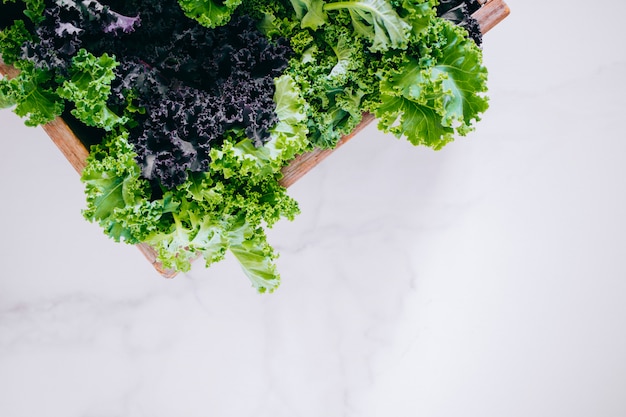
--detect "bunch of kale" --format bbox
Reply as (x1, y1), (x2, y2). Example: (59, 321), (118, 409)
(6, 0), (292, 189)
(1, 0), (490, 292)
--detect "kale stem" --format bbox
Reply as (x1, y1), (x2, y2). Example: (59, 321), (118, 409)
(323, 1), (374, 12)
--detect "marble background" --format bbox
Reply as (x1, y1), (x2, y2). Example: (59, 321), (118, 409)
(2, 1), (626, 416)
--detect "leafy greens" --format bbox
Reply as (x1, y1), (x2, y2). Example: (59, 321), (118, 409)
(1, 0), (490, 292)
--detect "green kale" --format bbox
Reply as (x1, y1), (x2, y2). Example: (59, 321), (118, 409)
(285, 22), (377, 148)
(82, 74), (309, 292)
(0, 61), (64, 126)
(0, 81), (16, 108)
(2, 0), (493, 291)
(287, 0), (413, 51)
(0, 19), (33, 65)
(371, 17), (489, 148)
(177, 0), (243, 28)
(56, 49), (127, 131)
(1, 0), (45, 25)
(289, 0), (327, 30)
(323, 0), (411, 51)
(81, 130), (169, 243)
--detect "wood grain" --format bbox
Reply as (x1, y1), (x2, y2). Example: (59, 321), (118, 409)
(1, 0), (509, 277)
(0, 60), (19, 78)
(279, 113), (376, 188)
(41, 118), (90, 174)
(136, 243), (178, 278)
(0, 62), (89, 174)
(473, 0), (511, 34)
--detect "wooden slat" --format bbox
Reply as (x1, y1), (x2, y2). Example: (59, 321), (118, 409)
(1, 62), (89, 174)
(473, 0), (511, 34)
(1, 0), (509, 277)
(136, 243), (178, 278)
(279, 113), (375, 188)
(41, 118), (89, 174)
(0, 60), (19, 78)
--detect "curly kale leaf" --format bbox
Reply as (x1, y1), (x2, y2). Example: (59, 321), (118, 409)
(285, 22), (376, 148)
(52, 0), (141, 34)
(210, 74), (310, 178)
(1, 49), (125, 131)
(20, 6), (85, 73)
(1, 0), (45, 25)
(56, 49), (127, 131)
(81, 131), (177, 243)
(82, 132), (299, 292)
(287, 0), (411, 51)
(131, 84), (216, 190)
(398, 0), (437, 41)
(228, 217), (282, 293)
(101, 10), (141, 34)
(0, 61), (64, 126)
(82, 73), (309, 292)
(0, 9), (65, 126)
(110, 15), (293, 190)
(0, 83), (15, 108)
(129, 73), (284, 189)
(1, 1), (139, 128)
(20, 1), (140, 75)
(176, 0), (243, 28)
(371, 18), (488, 149)
(0, 19), (33, 65)
(145, 174), (295, 293)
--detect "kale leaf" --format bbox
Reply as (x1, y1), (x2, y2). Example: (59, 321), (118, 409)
(372, 17), (488, 148)
(82, 74), (310, 292)
(101, 12), (293, 189)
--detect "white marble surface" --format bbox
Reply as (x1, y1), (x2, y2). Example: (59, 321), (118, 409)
(2, 1), (626, 415)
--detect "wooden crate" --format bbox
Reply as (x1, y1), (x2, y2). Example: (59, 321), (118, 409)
(1, 0), (510, 277)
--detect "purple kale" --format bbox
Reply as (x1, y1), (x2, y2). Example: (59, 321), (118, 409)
(102, 12), (292, 189)
(437, 0), (483, 46)
(21, 6), (83, 73)
(131, 85), (216, 189)
(20, 1), (140, 75)
(18, 0), (292, 190)
(102, 10), (141, 34)
(219, 74), (279, 147)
